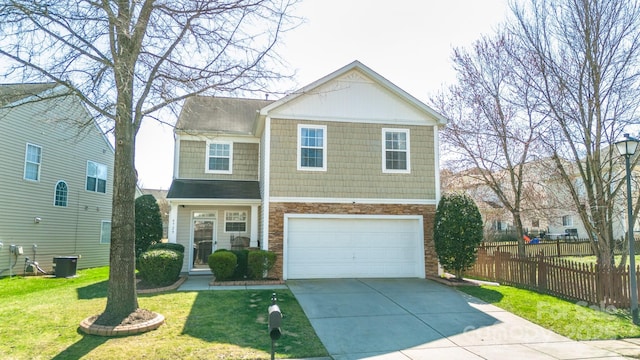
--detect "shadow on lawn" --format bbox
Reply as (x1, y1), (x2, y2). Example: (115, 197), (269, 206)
(180, 290), (323, 358)
(51, 331), (109, 360)
(76, 280), (108, 299)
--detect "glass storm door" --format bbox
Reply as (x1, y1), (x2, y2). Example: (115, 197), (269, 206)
(192, 218), (215, 270)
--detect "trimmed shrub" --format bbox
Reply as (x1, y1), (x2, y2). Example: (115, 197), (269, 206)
(208, 251), (237, 281)
(247, 250), (276, 280)
(231, 249), (249, 279)
(148, 242), (185, 253)
(135, 194), (164, 258)
(434, 192), (484, 279)
(138, 249), (183, 286)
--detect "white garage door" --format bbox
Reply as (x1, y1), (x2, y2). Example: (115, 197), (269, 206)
(285, 216), (424, 279)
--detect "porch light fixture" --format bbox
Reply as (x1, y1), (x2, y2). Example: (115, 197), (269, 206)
(615, 133), (640, 325)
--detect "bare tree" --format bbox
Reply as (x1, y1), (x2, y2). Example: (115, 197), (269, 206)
(509, 0), (640, 267)
(0, 0), (296, 324)
(433, 31), (547, 256)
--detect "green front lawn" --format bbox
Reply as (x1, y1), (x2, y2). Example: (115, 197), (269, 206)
(0, 267), (327, 359)
(459, 284), (640, 340)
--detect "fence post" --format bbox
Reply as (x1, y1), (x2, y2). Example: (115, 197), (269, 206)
(556, 239), (561, 257)
(537, 253), (547, 291)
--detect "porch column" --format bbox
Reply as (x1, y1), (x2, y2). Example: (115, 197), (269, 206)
(250, 204), (259, 247)
(168, 203), (178, 243)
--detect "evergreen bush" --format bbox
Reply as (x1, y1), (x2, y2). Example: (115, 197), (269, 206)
(137, 249), (183, 286)
(135, 194), (164, 258)
(434, 192), (484, 279)
(208, 251), (237, 281)
(148, 242), (185, 253)
(247, 250), (276, 280)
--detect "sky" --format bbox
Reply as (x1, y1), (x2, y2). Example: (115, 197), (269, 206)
(135, 0), (511, 190)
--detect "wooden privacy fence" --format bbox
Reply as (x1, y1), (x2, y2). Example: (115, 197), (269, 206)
(467, 249), (640, 308)
(480, 239), (640, 257)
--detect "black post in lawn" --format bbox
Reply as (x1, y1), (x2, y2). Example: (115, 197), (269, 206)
(268, 293), (282, 360)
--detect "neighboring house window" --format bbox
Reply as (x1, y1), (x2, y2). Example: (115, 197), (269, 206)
(492, 220), (504, 231)
(382, 128), (410, 173)
(297, 124), (326, 171)
(562, 215), (573, 226)
(24, 143), (42, 181)
(206, 141), (233, 174)
(224, 211), (247, 232)
(54, 181), (68, 207)
(100, 221), (111, 244)
(86, 161), (107, 193)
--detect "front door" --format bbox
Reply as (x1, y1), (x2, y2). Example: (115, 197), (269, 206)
(192, 216), (216, 271)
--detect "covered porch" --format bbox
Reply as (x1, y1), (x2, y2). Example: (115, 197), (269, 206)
(166, 179), (261, 274)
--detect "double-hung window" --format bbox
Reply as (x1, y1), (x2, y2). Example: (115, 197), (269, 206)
(224, 211), (247, 232)
(24, 143), (42, 181)
(562, 215), (573, 227)
(86, 161), (107, 193)
(298, 124), (326, 171)
(382, 128), (410, 173)
(206, 141), (233, 174)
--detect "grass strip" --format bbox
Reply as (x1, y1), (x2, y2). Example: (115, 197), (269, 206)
(458, 284), (640, 340)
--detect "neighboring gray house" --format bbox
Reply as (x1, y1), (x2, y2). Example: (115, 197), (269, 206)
(167, 61), (447, 279)
(0, 83), (114, 276)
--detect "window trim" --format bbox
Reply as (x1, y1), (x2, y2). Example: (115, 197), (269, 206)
(224, 210), (248, 233)
(205, 140), (233, 174)
(382, 128), (411, 174)
(24, 143), (42, 181)
(86, 160), (107, 193)
(53, 180), (68, 207)
(100, 220), (111, 244)
(297, 124), (327, 171)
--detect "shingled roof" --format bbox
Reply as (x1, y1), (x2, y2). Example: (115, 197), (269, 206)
(0, 83), (59, 107)
(176, 96), (273, 135)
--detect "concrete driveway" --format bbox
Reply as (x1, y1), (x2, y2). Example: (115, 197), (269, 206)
(287, 278), (627, 360)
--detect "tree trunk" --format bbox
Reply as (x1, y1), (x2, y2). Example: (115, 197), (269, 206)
(99, 91), (139, 323)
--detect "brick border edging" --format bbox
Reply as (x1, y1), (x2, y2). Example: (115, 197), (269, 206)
(79, 312), (165, 337)
(210, 279), (285, 286)
(136, 275), (188, 294)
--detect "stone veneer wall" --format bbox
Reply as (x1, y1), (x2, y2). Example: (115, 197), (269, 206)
(267, 202), (438, 280)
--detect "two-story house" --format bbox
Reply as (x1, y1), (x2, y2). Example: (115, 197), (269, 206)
(167, 61), (447, 279)
(0, 83), (114, 276)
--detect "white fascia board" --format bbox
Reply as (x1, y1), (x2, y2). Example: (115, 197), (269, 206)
(270, 197), (437, 205)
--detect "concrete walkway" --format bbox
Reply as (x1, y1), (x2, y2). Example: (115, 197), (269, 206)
(287, 278), (640, 360)
(178, 276), (640, 359)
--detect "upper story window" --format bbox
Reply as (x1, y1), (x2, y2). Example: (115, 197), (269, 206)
(54, 181), (68, 207)
(24, 143), (42, 181)
(382, 128), (410, 173)
(86, 161), (107, 193)
(298, 124), (326, 171)
(562, 215), (573, 227)
(206, 141), (233, 174)
(224, 211), (247, 232)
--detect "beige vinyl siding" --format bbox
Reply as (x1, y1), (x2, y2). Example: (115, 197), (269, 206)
(179, 140), (259, 180)
(269, 119), (436, 199)
(0, 94), (113, 274)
